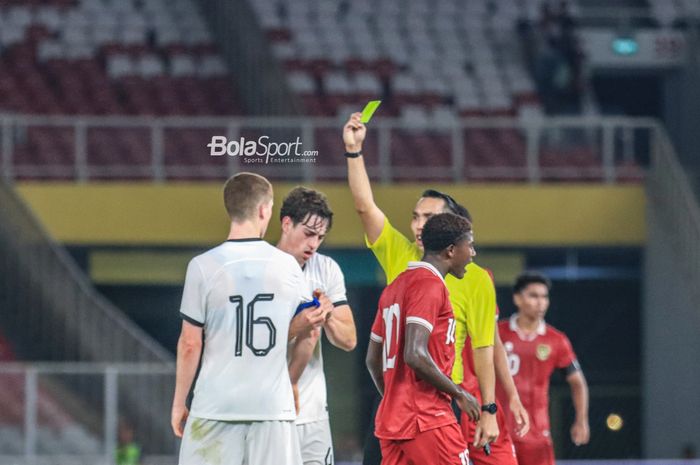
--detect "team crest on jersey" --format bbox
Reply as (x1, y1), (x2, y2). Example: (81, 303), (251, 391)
(536, 344), (551, 361)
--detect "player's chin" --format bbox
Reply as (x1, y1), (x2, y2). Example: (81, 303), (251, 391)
(451, 269), (466, 279)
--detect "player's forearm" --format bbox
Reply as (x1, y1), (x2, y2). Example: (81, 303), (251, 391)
(405, 349), (463, 399)
(346, 154), (377, 214)
(568, 372), (589, 422)
(494, 332), (519, 401)
(173, 337), (201, 408)
(288, 329), (320, 384)
(324, 306), (357, 351)
(366, 342), (384, 396)
(473, 345), (496, 403)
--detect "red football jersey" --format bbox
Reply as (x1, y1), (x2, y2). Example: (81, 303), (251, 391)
(497, 315), (579, 443)
(370, 261), (458, 440)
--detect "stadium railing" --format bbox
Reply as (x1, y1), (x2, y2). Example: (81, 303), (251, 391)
(0, 363), (175, 465)
(0, 115), (652, 183)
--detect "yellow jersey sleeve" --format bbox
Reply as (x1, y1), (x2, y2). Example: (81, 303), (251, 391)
(467, 264), (497, 349)
(448, 263), (496, 383)
(365, 217), (420, 284)
(451, 309), (468, 384)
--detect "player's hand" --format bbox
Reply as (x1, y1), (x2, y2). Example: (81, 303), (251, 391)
(455, 389), (480, 422)
(473, 412), (499, 449)
(343, 113), (366, 153)
(314, 290), (333, 322)
(290, 303), (326, 338)
(171, 403), (189, 438)
(570, 420), (590, 446)
(509, 395), (530, 437)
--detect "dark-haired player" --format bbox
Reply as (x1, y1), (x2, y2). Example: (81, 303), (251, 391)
(277, 186), (357, 465)
(499, 271), (590, 465)
(366, 213), (481, 465)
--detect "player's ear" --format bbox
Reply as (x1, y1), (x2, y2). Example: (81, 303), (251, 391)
(259, 199), (272, 220)
(281, 216), (293, 233)
(444, 243), (456, 259)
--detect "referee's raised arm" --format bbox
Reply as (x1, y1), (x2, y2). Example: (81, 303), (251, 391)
(343, 113), (386, 244)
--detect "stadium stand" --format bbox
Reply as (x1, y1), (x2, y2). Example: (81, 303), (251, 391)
(257, 0), (542, 117)
(0, 0), (242, 177)
(0, 0), (644, 182)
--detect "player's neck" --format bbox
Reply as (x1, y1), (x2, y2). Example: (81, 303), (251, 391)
(516, 313), (541, 333)
(227, 221), (263, 241)
(422, 255), (449, 278)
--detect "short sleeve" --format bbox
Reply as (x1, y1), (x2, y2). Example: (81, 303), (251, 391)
(179, 258), (206, 327)
(556, 333), (578, 370)
(467, 269), (497, 349)
(404, 278), (445, 332)
(365, 217), (419, 284)
(370, 307), (384, 343)
(325, 258), (348, 306)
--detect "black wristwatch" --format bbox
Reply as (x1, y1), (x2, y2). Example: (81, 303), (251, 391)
(481, 403), (498, 414)
(344, 151), (362, 158)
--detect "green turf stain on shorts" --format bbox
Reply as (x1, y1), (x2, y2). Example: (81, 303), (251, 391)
(195, 440), (223, 465)
(189, 419), (215, 441)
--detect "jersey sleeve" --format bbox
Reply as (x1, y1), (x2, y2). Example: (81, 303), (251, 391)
(468, 269), (497, 349)
(556, 333), (580, 373)
(365, 217), (418, 284)
(403, 278), (445, 332)
(451, 308), (468, 383)
(370, 307), (384, 343)
(179, 258), (206, 327)
(325, 257), (348, 306)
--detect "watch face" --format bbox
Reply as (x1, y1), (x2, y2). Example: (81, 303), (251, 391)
(482, 403), (497, 414)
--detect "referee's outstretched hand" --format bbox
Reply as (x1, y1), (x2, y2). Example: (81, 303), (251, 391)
(343, 113), (366, 153)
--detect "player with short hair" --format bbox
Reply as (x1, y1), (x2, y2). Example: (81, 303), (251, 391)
(277, 186), (357, 465)
(170, 172), (328, 465)
(366, 212), (481, 465)
(342, 113), (527, 464)
(499, 271), (590, 465)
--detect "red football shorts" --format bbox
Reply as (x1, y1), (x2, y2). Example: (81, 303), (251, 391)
(379, 423), (469, 465)
(460, 405), (518, 465)
(513, 438), (555, 465)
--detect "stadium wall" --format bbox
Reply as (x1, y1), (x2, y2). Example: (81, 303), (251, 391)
(643, 210), (700, 458)
(15, 182), (645, 247)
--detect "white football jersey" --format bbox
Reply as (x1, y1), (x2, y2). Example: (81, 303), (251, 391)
(296, 252), (348, 424)
(180, 239), (311, 421)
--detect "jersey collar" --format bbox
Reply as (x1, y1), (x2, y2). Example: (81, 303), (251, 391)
(226, 238), (263, 242)
(509, 313), (546, 341)
(407, 261), (445, 283)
